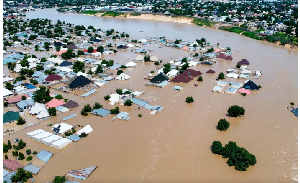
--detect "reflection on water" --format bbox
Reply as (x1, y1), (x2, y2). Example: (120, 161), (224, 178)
(4, 8), (297, 182)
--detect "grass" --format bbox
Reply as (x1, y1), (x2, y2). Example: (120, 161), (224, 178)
(101, 11), (124, 17)
(80, 10), (99, 15)
(192, 18), (216, 27)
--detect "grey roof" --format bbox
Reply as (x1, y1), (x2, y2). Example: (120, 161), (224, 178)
(36, 150), (53, 163)
(132, 98), (149, 107)
(3, 171), (16, 183)
(16, 98), (34, 109)
(3, 57), (17, 64)
(3, 169), (9, 177)
(156, 81), (169, 87)
(67, 134), (81, 142)
(65, 181), (81, 183)
(91, 108), (110, 117)
(23, 164), (40, 174)
(103, 76), (113, 81)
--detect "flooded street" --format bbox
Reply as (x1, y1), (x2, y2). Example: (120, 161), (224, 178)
(4, 8), (297, 182)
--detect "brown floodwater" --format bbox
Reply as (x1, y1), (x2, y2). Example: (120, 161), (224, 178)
(3, 8), (298, 182)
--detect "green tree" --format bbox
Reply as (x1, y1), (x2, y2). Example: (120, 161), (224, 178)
(116, 88), (123, 95)
(104, 95), (111, 101)
(163, 63), (171, 74)
(77, 50), (85, 55)
(22, 96), (26, 100)
(197, 76), (203, 81)
(236, 64), (241, 69)
(4, 102), (8, 107)
(5, 82), (13, 90)
(26, 149), (31, 155)
(93, 102), (103, 110)
(88, 47), (94, 53)
(48, 107), (56, 116)
(110, 106), (120, 114)
(36, 63), (44, 71)
(55, 94), (63, 100)
(11, 168), (32, 183)
(97, 45), (104, 53)
(117, 70), (123, 75)
(185, 96), (194, 103)
(17, 117), (26, 125)
(227, 105), (245, 117)
(33, 86), (51, 103)
(144, 55), (150, 62)
(5, 155), (8, 159)
(217, 119), (230, 131)
(73, 61), (85, 73)
(26, 156), (33, 161)
(7, 140), (12, 149)
(18, 152), (25, 160)
(53, 176), (66, 183)
(83, 104), (92, 112)
(218, 72), (225, 79)
(20, 58), (29, 67)
(95, 65), (103, 74)
(138, 114), (142, 117)
(79, 132), (88, 138)
(61, 49), (75, 60)
(124, 100), (133, 106)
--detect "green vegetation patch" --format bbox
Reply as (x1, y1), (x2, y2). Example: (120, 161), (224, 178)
(80, 10), (99, 15)
(101, 11), (124, 17)
(192, 18), (215, 27)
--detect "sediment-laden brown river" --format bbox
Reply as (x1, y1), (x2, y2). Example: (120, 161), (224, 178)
(4, 8), (297, 183)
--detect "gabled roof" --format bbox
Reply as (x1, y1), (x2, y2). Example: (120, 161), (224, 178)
(66, 44), (77, 50)
(238, 59), (250, 65)
(171, 74), (193, 83)
(69, 75), (92, 89)
(206, 69), (215, 74)
(66, 166), (98, 180)
(181, 69), (202, 77)
(150, 73), (169, 83)
(45, 74), (62, 82)
(7, 94), (29, 104)
(46, 98), (65, 108)
(3, 159), (23, 171)
(3, 111), (20, 123)
(62, 100), (79, 108)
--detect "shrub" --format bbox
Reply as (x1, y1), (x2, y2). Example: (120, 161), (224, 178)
(110, 106), (120, 114)
(211, 141), (257, 171)
(17, 117), (26, 125)
(227, 105), (245, 117)
(72, 128), (76, 133)
(120, 65), (127, 69)
(26, 149), (31, 155)
(83, 104), (92, 112)
(138, 114), (142, 117)
(217, 119), (230, 131)
(218, 72), (225, 79)
(12, 151), (19, 156)
(197, 76), (203, 81)
(290, 102), (294, 106)
(26, 156), (32, 161)
(150, 71), (155, 73)
(236, 64), (241, 69)
(154, 61), (160, 65)
(4, 102), (8, 107)
(104, 95), (111, 101)
(33, 151), (37, 155)
(241, 93), (246, 96)
(18, 152), (25, 160)
(117, 70), (123, 75)
(64, 131), (72, 136)
(144, 55), (150, 62)
(124, 100), (133, 106)
(185, 96), (194, 103)
(199, 57), (204, 61)
(81, 110), (88, 116)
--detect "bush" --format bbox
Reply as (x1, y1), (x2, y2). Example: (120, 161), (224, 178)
(218, 72), (225, 79)
(53, 176), (66, 183)
(120, 65), (127, 69)
(290, 102), (294, 106)
(18, 152), (25, 160)
(185, 96), (194, 103)
(12, 151), (19, 156)
(4, 102), (8, 107)
(211, 141), (257, 171)
(64, 131), (72, 136)
(110, 106), (120, 114)
(33, 151), (37, 155)
(3, 143), (10, 153)
(154, 61), (160, 65)
(258, 85), (262, 88)
(81, 110), (88, 116)
(124, 100), (133, 106)
(217, 119), (230, 131)
(117, 70), (123, 75)
(26, 149), (31, 155)
(144, 55), (150, 62)
(150, 71), (155, 73)
(17, 117), (26, 125)
(241, 93), (246, 96)
(227, 105), (245, 117)
(197, 76), (203, 81)
(83, 104), (92, 112)
(236, 64), (241, 69)
(17, 139), (26, 149)
(199, 57), (204, 61)
(26, 156), (32, 161)
(104, 95), (111, 101)
(72, 128), (76, 133)
(138, 114), (142, 117)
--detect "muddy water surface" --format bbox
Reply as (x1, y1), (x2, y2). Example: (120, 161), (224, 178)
(4, 8), (297, 182)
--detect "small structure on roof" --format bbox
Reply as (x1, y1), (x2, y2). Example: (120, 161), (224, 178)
(3, 111), (20, 124)
(66, 166), (98, 180)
